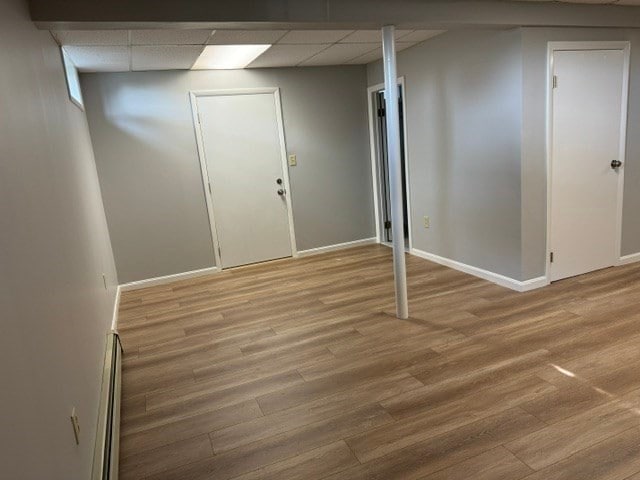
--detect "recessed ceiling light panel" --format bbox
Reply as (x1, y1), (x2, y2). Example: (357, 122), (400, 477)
(192, 44), (271, 69)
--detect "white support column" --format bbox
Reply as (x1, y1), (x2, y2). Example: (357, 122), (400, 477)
(381, 25), (409, 320)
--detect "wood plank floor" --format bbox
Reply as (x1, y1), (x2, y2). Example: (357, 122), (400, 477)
(117, 245), (640, 480)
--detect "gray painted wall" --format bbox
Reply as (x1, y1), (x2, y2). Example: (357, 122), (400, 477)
(82, 67), (374, 283)
(368, 29), (524, 280)
(521, 27), (640, 278)
(370, 27), (640, 281)
(0, 0), (118, 478)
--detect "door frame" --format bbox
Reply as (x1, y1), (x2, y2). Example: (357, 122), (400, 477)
(545, 41), (630, 282)
(189, 87), (298, 268)
(367, 76), (413, 250)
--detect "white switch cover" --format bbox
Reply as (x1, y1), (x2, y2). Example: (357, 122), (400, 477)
(423, 216), (430, 228)
(288, 154), (297, 167)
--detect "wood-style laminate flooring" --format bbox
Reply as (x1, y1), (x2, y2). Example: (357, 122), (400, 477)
(117, 245), (640, 480)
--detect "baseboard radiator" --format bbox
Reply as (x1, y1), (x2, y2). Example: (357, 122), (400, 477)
(92, 332), (123, 480)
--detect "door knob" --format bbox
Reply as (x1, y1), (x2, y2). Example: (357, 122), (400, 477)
(277, 189), (285, 196)
(276, 178), (283, 185)
(611, 160), (622, 169)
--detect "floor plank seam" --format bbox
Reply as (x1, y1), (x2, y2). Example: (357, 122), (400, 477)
(118, 246), (640, 479)
(502, 442), (539, 472)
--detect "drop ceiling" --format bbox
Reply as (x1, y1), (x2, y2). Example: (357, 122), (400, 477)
(515, 0), (640, 3)
(52, 29), (445, 72)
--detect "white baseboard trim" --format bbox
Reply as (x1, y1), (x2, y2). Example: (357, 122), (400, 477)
(618, 252), (640, 266)
(297, 237), (378, 257)
(119, 266), (219, 292)
(410, 248), (549, 292)
(110, 285), (121, 331)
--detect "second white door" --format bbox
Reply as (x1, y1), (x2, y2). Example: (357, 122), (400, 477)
(197, 91), (294, 269)
(549, 48), (626, 281)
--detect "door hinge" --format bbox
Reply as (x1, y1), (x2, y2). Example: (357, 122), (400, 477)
(377, 107), (386, 117)
(197, 112), (202, 124)
(550, 252), (554, 263)
(384, 220), (391, 229)
(208, 182), (212, 195)
(552, 75), (558, 89)
(218, 246), (221, 257)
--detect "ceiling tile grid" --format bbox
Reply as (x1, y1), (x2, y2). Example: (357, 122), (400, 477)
(208, 30), (288, 45)
(399, 29), (446, 42)
(53, 30), (129, 46)
(130, 29), (213, 45)
(346, 47), (383, 65)
(62, 46), (130, 72)
(300, 43), (378, 66)
(277, 29), (354, 44)
(52, 28), (445, 72)
(131, 45), (205, 71)
(248, 44), (329, 68)
(339, 29), (412, 43)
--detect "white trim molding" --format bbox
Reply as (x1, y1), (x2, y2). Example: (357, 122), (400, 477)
(367, 77), (413, 250)
(110, 285), (121, 331)
(618, 252), (640, 266)
(298, 238), (378, 257)
(120, 266), (219, 292)
(410, 248), (549, 292)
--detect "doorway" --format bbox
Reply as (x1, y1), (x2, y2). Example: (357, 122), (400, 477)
(547, 43), (629, 282)
(368, 79), (411, 250)
(191, 88), (297, 269)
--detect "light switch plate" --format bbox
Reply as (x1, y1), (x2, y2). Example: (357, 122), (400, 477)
(288, 154), (297, 167)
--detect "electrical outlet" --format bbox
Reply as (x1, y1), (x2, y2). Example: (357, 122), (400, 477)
(70, 408), (80, 445)
(288, 154), (297, 167)
(423, 216), (430, 228)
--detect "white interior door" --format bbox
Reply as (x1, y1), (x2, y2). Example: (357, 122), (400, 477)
(550, 49), (626, 281)
(197, 91), (294, 269)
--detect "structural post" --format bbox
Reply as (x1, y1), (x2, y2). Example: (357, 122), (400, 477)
(381, 25), (409, 320)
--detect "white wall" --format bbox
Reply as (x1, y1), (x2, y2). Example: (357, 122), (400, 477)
(0, 0), (118, 478)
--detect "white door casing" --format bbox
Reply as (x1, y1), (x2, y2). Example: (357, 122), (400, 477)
(548, 44), (629, 281)
(191, 89), (296, 269)
(366, 77), (412, 250)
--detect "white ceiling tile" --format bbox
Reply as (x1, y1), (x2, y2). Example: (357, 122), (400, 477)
(344, 42), (418, 65)
(52, 27), (448, 71)
(192, 45), (270, 69)
(130, 29), (213, 45)
(52, 30), (129, 46)
(300, 43), (378, 66)
(339, 30), (412, 43)
(247, 44), (329, 68)
(345, 47), (383, 65)
(396, 42), (418, 51)
(208, 30), (288, 45)
(63, 46), (130, 72)
(278, 30), (353, 44)
(131, 46), (205, 71)
(397, 30), (446, 43)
